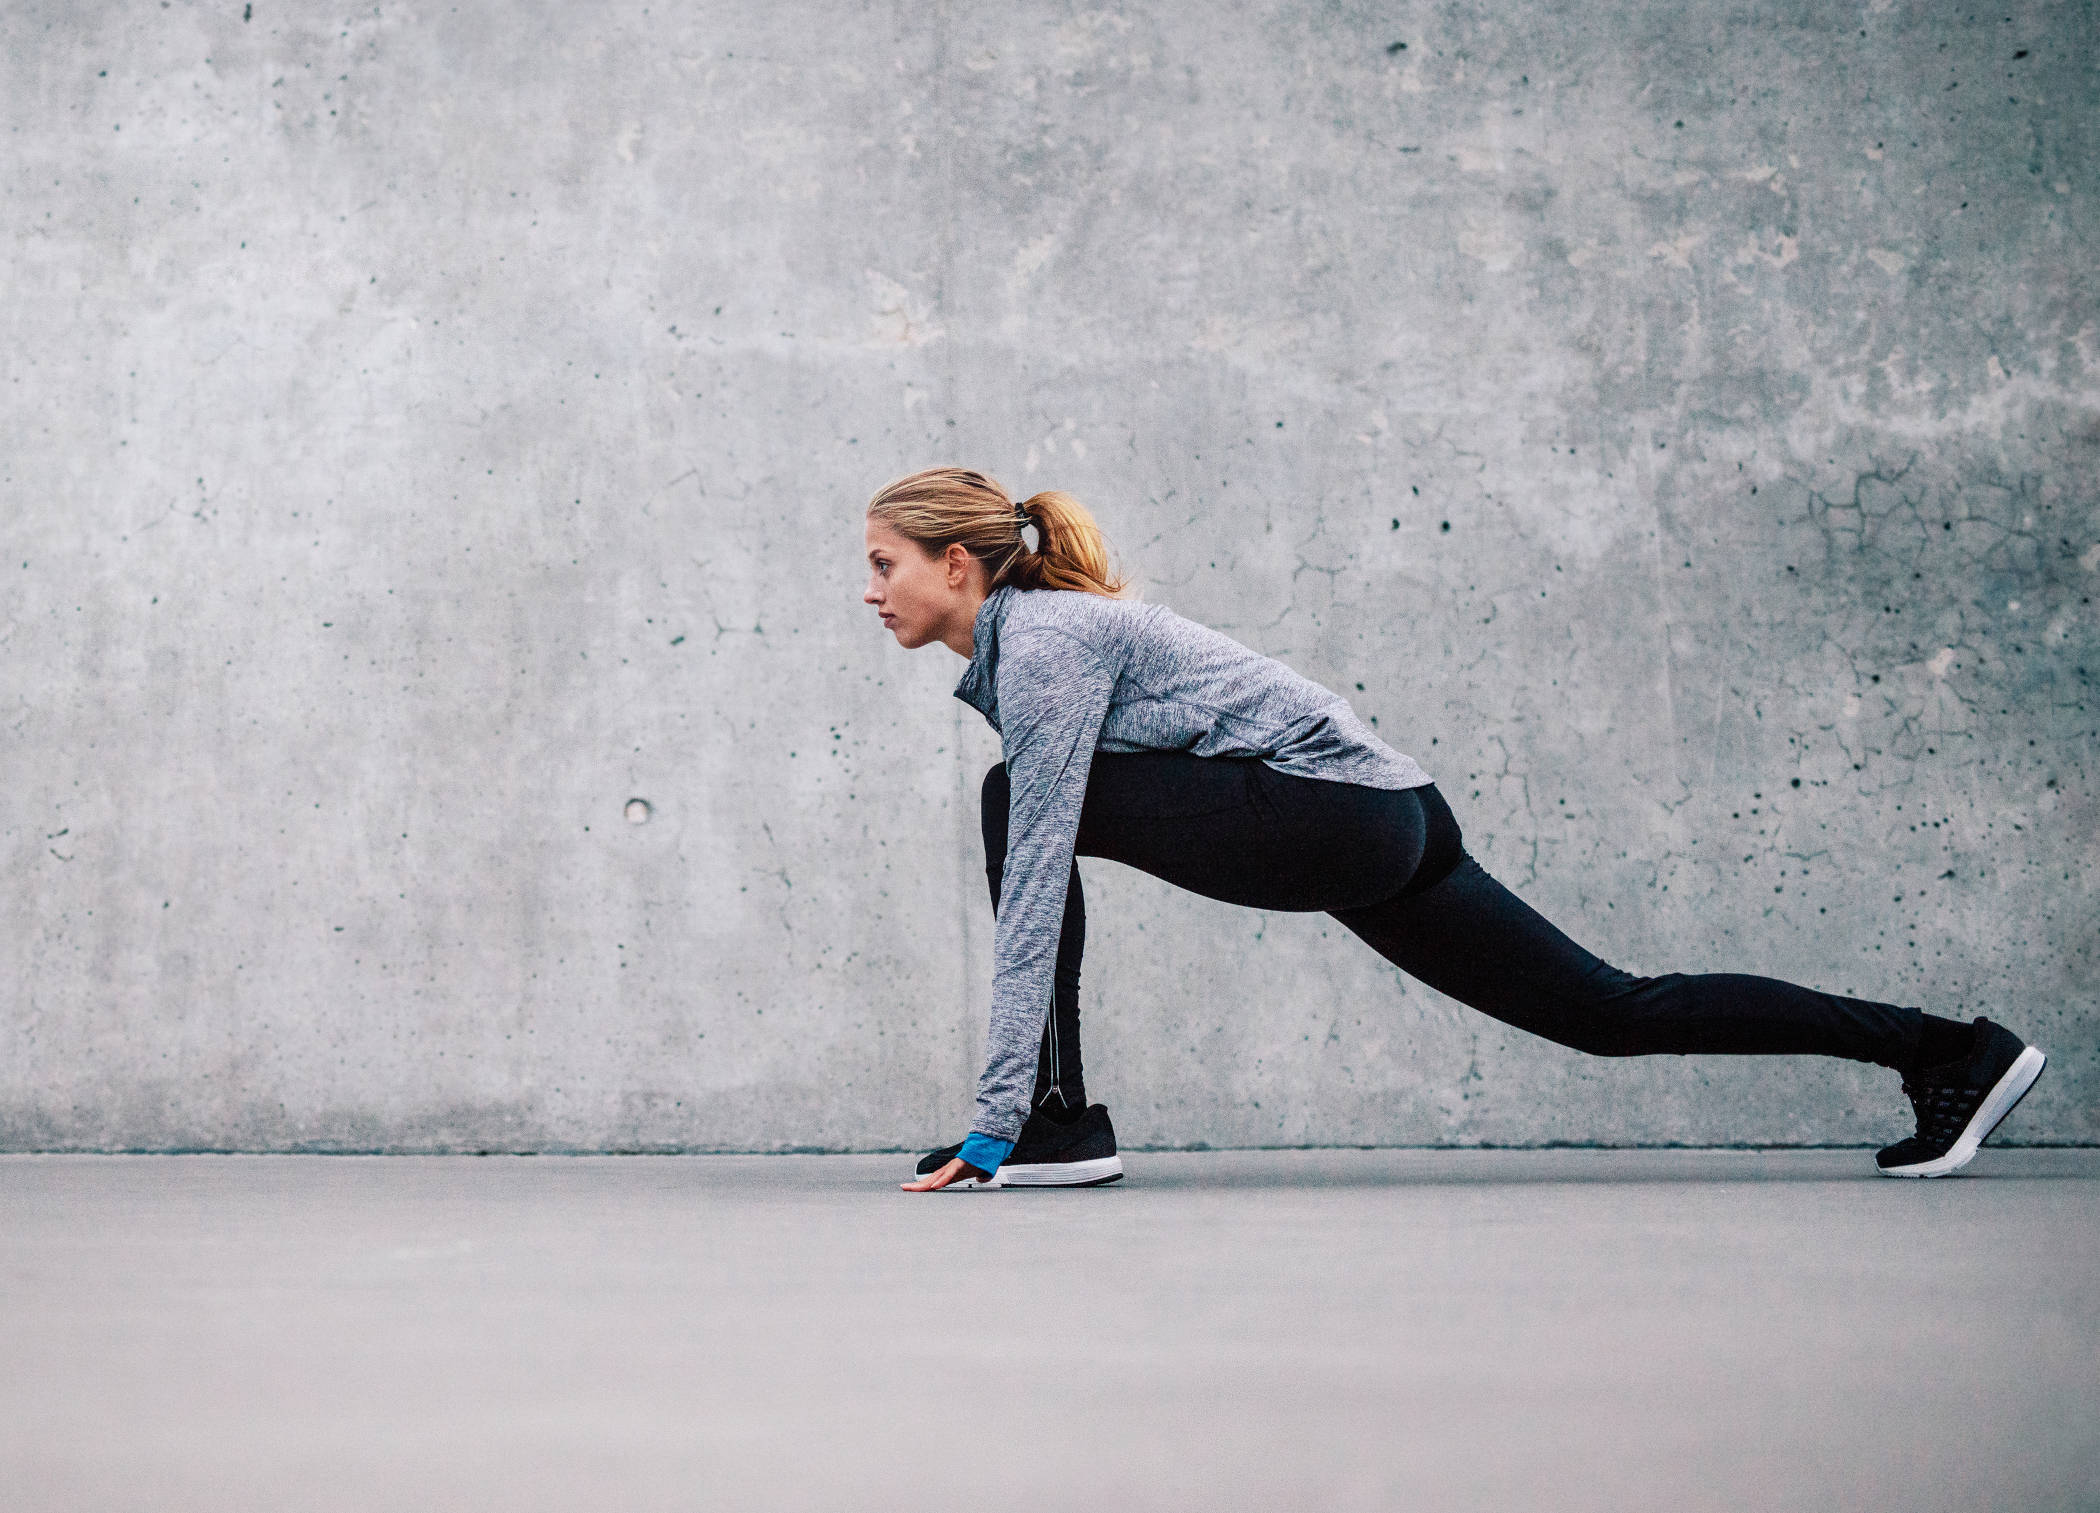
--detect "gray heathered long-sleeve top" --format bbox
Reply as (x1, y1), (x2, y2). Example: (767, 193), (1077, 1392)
(951, 583), (1434, 1149)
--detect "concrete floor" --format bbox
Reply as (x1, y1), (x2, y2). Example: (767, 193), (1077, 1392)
(3, 1150), (2095, 1513)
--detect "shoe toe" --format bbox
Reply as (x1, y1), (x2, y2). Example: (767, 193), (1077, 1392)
(916, 1142), (964, 1176)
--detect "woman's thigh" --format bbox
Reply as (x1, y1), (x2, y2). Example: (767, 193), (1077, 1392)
(1073, 752), (1434, 912)
(1330, 851), (1640, 1024)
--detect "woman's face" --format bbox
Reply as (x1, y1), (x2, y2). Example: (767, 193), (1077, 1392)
(864, 517), (973, 650)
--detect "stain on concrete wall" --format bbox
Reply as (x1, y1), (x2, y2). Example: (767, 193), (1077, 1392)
(2, 2), (2092, 1150)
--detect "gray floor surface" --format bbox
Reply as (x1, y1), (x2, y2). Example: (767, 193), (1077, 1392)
(3, 1148), (2096, 1512)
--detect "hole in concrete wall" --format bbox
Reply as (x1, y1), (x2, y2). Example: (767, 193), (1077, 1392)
(624, 798), (653, 825)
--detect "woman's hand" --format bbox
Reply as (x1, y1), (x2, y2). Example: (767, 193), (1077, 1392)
(900, 1157), (993, 1192)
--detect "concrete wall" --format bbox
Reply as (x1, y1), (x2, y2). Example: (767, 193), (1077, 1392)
(5, 0), (2094, 1152)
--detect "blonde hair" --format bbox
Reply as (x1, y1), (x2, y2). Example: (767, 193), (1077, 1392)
(866, 467), (1132, 598)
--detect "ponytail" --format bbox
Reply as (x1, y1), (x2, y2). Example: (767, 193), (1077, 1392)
(1000, 490), (1127, 596)
(866, 468), (1132, 599)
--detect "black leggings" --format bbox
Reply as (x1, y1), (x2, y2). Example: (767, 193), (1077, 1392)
(981, 751), (1925, 1112)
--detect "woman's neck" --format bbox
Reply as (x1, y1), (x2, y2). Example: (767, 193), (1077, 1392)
(941, 582), (991, 658)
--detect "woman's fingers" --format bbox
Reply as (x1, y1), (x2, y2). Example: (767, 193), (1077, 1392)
(899, 1157), (968, 1191)
(899, 1156), (991, 1192)
(900, 1162), (952, 1191)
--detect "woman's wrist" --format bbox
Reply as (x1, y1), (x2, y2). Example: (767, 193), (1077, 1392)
(957, 1131), (1014, 1175)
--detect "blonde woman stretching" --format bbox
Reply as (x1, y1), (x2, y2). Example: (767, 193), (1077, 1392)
(862, 467), (2047, 1192)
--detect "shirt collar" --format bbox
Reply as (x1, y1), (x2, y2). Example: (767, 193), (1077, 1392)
(951, 584), (1015, 718)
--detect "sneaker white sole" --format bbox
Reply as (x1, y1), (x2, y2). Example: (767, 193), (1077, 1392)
(1880, 1045), (2047, 1178)
(952, 1155), (1123, 1189)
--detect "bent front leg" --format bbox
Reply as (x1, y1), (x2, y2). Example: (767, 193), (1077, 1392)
(982, 761), (1089, 1112)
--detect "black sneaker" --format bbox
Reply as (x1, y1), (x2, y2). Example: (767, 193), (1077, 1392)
(1877, 1017), (2047, 1177)
(912, 1103), (1124, 1187)
(915, 1137), (969, 1177)
(913, 1100), (1082, 1177)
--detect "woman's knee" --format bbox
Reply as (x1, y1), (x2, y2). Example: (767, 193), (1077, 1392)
(1549, 1016), (1646, 1058)
(1549, 971), (1680, 1057)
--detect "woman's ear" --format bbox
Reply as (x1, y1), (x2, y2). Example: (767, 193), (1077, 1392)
(944, 541), (974, 590)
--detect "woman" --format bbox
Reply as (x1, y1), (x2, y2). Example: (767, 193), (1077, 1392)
(861, 467), (2048, 1192)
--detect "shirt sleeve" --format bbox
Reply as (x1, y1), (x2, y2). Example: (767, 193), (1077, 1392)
(971, 627), (1118, 1146)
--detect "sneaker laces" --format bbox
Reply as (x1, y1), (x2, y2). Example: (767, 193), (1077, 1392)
(1899, 1071), (1983, 1146)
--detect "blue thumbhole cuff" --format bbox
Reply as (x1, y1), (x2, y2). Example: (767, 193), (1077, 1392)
(957, 1133), (1014, 1176)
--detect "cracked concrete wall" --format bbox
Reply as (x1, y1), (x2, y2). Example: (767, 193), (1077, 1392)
(4, 1), (2094, 1152)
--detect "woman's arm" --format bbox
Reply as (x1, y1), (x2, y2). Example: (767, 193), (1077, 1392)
(957, 625), (1119, 1172)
